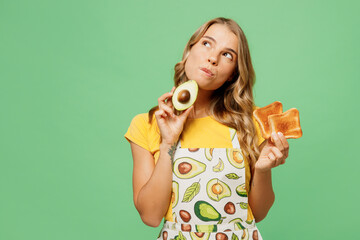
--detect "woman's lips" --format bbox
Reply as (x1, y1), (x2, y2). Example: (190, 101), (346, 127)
(200, 67), (214, 77)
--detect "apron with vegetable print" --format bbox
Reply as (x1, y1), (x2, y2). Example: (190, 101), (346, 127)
(157, 128), (263, 240)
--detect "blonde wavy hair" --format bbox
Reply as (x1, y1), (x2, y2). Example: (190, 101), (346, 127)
(149, 17), (261, 175)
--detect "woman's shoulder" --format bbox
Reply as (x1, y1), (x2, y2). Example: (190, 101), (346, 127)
(125, 112), (160, 151)
(131, 112), (150, 124)
(128, 112), (159, 132)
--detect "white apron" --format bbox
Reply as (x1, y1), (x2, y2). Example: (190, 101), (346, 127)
(157, 128), (263, 240)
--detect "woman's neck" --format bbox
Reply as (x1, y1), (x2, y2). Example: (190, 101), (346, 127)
(188, 88), (213, 119)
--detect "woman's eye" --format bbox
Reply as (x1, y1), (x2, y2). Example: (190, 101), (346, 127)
(224, 52), (233, 60)
(203, 41), (210, 47)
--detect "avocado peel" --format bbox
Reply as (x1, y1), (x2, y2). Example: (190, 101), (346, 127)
(229, 218), (245, 230)
(236, 184), (247, 197)
(226, 149), (245, 169)
(212, 158), (224, 172)
(204, 148), (214, 161)
(172, 181), (179, 208)
(173, 157), (206, 179)
(194, 200), (221, 222)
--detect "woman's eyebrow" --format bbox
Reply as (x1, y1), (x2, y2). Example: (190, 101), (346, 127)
(203, 35), (238, 56)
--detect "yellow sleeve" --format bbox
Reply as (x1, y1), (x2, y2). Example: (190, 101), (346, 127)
(124, 113), (151, 151)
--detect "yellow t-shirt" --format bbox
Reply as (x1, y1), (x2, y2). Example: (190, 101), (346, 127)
(124, 112), (265, 221)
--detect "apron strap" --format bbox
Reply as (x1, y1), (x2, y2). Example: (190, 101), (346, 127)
(230, 128), (241, 149)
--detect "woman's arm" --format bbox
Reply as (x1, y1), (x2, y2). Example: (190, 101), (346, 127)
(248, 132), (289, 222)
(130, 88), (193, 227)
(131, 141), (175, 227)
(248, 167), (275, 222)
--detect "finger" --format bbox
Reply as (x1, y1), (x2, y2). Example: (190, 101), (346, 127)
(268, 152), (276, 160)
(179, 105), (194, 121)
(158, 94), (175, 117)
(270, 147), (286, 166)
(158, 92), (173, 106)
(158, 90), (175, 110)
(268, 152), (276, 167)
(166, 87), (176, 106)
(166, 99), (173, 108)
(271, 147), (283, 160)
(166, 95), (174, 108)
(271, 132), (285, 152)
(154, 109), (162, 119)
(277, 132), (289, 153)
(160, 103), (175, 118)
(155, 109), (167, 119)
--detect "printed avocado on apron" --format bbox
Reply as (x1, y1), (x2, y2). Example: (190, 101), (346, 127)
(157, 128), (263, 240)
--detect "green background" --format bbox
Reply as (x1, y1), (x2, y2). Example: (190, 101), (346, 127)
(1, 0), (359, 239)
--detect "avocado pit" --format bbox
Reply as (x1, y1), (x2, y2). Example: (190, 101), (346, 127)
(162, 231), (168, 240)
(179, 210), (191, 222)
(215, 233), (228, 240)
(195, 232), (205, 237)
(178, 162), (192, 174)
(188, 148), (199, 152)
(233, 151), (243, 164)
(224, 202), (235, 214)
(181, 223), (192, 232)
(178, 89), (190, 103)
(253, 230), (259, 240)
(212, 183), (223, 195)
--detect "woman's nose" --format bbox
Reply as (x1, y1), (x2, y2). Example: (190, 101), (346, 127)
(208, 55), (217, 66)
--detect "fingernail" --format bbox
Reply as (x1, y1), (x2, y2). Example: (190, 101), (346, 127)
(278, 132), (283, 136)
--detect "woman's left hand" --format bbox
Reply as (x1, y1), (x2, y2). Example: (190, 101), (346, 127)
(255, 132), (289, 172)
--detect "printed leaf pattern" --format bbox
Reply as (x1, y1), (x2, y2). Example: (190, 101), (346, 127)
(217, 217), (226, 224)
(245, 219), (253, 224)
(231, 233), (239, 240)
(175, 231), (186, 240)
(182, 180), (200, 202)
(239, 202), (248, 209)
(226, 173), (241, 179)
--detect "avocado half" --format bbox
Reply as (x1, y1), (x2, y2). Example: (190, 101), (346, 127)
(172, 80), (198, 111)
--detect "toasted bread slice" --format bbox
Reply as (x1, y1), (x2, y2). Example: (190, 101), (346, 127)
(268, 108), (302, 139)
(253, 101), (283, 139)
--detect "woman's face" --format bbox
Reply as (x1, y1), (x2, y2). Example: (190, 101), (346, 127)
(184, 24), (238, 91)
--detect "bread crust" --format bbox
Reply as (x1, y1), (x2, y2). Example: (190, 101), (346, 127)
(253, 101), (283, 139)
(268, 108), (302, 139)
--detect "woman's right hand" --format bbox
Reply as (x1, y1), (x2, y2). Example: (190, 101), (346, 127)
(154, 87), (194, 146)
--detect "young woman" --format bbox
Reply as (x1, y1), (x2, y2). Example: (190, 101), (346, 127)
(125, 17), (289, 240)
